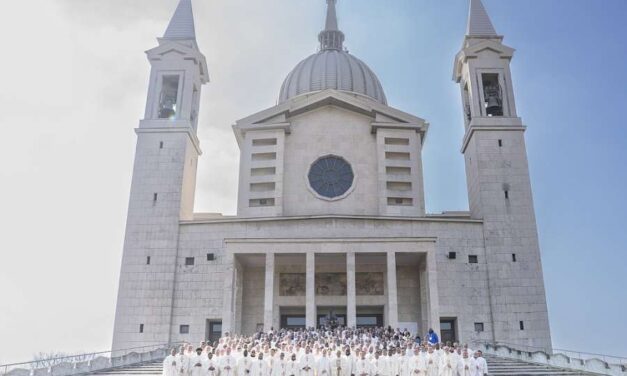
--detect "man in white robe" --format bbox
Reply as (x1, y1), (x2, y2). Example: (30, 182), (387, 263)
(285, 354), (300, 376)
(163, 349), (180, 376)
(472, 351), (488, 376)
(271, 353), (288, 376)
(251, 353), (271, 376)
(206, 353), (219, 376)
(457, 351), (475, 376)
(424, 348), (438, 376)
(407, 349), (425, 376)
(316, 350), (331, 376)
(330, 350), (351, 376)
(370, 352), (388, 376)
(190, 348), (208, 376)
(438, 348), (457, 376)
(353, 352), (372, 376)
(220, 348), (237, 376)
(177, 347), (191, 376)
(237, 350), (253, 376)
(299, 347), (316, 376)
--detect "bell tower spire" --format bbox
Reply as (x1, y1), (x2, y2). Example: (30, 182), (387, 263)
(163, 0), (196, 41)
(466, 0), (497, 37)
(318, 0), (345, 50)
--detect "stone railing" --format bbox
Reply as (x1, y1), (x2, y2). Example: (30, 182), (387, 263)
(474, 341), (627, 376)
(0, 343), (178, 376)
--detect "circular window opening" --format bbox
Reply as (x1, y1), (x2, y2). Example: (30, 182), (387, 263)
(308, 155), (355, 200)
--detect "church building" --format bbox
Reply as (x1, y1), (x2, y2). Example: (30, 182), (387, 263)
(112, 0), (553, 352)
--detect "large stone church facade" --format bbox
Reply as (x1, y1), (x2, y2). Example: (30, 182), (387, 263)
(112, 0), (552, 353)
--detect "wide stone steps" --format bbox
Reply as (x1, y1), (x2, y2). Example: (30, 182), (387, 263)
(84, 357), (601, 376)
(486, 355), (597, 376)
(88, 362), (163, 376)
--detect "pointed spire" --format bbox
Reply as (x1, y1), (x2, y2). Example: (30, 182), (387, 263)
(163, 0), (196, 40)
(325, 0), (339, 31)
(466, 0), (497, 37)
(318, 0), (345, 51)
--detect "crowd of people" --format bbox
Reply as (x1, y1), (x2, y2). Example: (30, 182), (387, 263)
(162, 327), (488, 376)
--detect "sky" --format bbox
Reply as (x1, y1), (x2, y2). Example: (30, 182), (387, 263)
(0, 0), (626, 364)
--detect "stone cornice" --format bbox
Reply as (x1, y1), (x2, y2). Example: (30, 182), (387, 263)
(135, 125), (202, 155)
(461, 122), (526, 154)
(180, 214), (483, 226)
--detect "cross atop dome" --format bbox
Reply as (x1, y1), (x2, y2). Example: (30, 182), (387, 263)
(163, 0), (196, 41)
(466, 0), (498, 37)
(318, 0), (345, 51)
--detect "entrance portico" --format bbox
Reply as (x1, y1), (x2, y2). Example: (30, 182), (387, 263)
(221, 238), (440, 336)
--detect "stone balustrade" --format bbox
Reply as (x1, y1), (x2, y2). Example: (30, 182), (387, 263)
(479, 343), (627, 376)
(1, 347), (169, 376)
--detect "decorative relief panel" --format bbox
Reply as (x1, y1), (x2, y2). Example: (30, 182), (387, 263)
(356, 272), (384, 295)
(279, 273), (306, 296)
(315, 273), (347, 296)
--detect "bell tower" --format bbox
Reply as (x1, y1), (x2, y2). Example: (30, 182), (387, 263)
(112, 0), (208, 351)
(453, 0), (552, 351)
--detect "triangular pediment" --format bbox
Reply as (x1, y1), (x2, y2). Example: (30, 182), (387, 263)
(464, 39), (515, 59)
(233, 89), (428, 146)
(146, 41), (198, 58)
(453, 39), (515, 81)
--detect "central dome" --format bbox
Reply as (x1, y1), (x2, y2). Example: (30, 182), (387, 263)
(278, 0), (387, 105)
(279, 50), (387, 105)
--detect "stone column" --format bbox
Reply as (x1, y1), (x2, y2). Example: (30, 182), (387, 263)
(264, 252), (275, 332)
(387, 251), (399, 329)
(425, 250), (441, 335)
(306, 252), (316, 329)
(346, 252), (356, 328)
(222, 252), (235, 334)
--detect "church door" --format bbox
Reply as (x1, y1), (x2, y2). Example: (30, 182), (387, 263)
(206, 320), (222, 344)
(439, 319), (457, 344)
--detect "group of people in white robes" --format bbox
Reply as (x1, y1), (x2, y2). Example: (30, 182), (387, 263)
(163, 327), (488, 376)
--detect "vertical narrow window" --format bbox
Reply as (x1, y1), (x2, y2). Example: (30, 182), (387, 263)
(463, 83), (472, 122)
(146, 256), (151, 265)
(159, 141), (164, 149)
(153, 193), (158, 203)
(512, 254), (517, 262)
(158, 75), (180, 119)
(504, 190), (509, 199)
(139, 324), (144, 333)
(498, 139), (503, 147)
(519, 321), (525, 330)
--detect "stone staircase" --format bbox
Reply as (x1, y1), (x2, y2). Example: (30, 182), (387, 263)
(486, 354), (599, 376)
(82, 357), (601, 376)
(87, 362), (163, 376)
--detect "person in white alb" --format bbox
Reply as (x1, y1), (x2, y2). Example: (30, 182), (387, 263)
(251, 352), (270, 376)
(300, 347), (316, 376)
(190, 348), (207, 376)
(271, 353), (288, 376)
(354, 351), (372, 376)
(473, 351), (488, 376)
(206, 353), (219, 376)
(370, 351), (388, 376)
(286, 354), (300, 376)
(219, 348), (237, 376)
(458, 351), (476, 376)
(237, 350), (253, 376)
(163, 348), (179, 376)
(317, 349), (332, 376)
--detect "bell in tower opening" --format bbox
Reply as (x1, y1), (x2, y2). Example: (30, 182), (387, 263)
(158, 75), (180, 119)
(482, 73), (504, 117)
